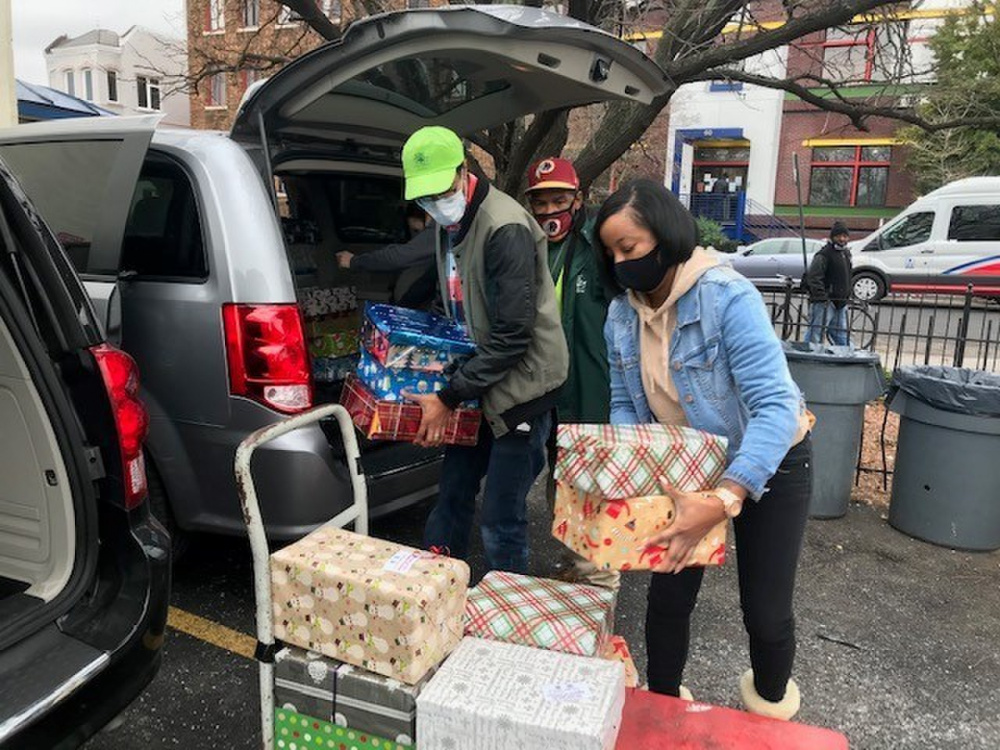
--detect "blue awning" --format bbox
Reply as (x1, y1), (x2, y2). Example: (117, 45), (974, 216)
(16, 79), (116, 121)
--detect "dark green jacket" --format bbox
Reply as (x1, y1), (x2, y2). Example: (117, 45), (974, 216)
(548, 210), (613, 424)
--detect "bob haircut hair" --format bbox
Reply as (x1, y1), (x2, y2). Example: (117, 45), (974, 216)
(594, 179), (700, 294)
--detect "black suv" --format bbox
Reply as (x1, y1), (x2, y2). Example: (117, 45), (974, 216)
(0, 156), (170, 748)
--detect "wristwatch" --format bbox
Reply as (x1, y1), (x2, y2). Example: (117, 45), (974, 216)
(711, 487), (744, 518)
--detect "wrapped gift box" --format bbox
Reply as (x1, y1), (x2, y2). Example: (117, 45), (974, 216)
(357, 347), (449, 402)
(553, 483), (727, 570)
(309, 330), (361, 360)
(312, 354), (359, 384)
(464, 571), (614, 657)
(417, 637), (626, 750)
(274, 708), (413, 750)
(363, 303), (475, 373)
(554, 424), (728, 500)
(299, 286), (358, 318)
(601, 636), (639, 689)
(271, 527), (470, 685)
(340, 373), (481, 446)
(274, 645), (433, 746)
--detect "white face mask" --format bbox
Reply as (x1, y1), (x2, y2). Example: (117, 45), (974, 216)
(418, 189), (467, 227)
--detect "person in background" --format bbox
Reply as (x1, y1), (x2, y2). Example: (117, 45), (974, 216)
(712, 171), (730, 194)
(336, 203), (433, 273)
(524, 157), (617, 589)
(401, 126), (569, 575)
(597, 179), (813, 720)
(805, 221), (853, 346)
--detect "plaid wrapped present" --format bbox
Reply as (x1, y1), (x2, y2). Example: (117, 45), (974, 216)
(601, 636), (639, 689)
(340, 373), (481, 446)
(463, 571), (614, 657)
(552, 483), (727, 570)
(363, 303), (475, 373)
(356, 347), (450, 402)
(554, 424), (728, 500)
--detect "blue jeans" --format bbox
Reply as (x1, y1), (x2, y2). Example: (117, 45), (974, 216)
(424, 411), (551, 574)
(806, 302), (849, 346)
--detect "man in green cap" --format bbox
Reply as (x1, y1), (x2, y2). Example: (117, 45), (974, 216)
(400, 125), (569, 575)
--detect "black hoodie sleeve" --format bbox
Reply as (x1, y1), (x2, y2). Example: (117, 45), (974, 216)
(437, 223), (537, 407)
(806, 248), (830, 302)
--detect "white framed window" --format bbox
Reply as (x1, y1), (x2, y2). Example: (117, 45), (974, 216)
(241, 68), (260, 90)
(82, 69), (94, 101)
(106, 70), (119, 102)
(207, 72), (227, 108)
(278, 5), (303, 25)
(64, 70), (75, 97)
(242, 0), (260, 28)
(137, 76), (162, 110)
(206, 0), (225, 32)
(406, 0), (431, 7)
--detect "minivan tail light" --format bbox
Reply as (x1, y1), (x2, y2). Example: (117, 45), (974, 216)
(91, 344), (150, 509)
(222, 304), (313, 413)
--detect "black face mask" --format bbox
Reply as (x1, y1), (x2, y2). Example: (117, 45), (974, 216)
(614, 245), (669, 293)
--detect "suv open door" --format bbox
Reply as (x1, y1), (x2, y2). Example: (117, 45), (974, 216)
(231, 5), (668, 153)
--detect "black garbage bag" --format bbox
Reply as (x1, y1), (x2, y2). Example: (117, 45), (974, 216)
(892, 366), (1000, 418)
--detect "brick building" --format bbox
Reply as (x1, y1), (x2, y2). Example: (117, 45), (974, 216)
(645, 0), (968, 238)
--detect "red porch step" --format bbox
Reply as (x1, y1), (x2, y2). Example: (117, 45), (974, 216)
(616, 688), (849, 749)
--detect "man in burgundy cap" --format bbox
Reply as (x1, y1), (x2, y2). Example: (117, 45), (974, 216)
(526, 158), (618, 589)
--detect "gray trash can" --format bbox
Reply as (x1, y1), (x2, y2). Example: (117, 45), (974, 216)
(888, 366), (1000, 551)
(783, 343), (886, 519)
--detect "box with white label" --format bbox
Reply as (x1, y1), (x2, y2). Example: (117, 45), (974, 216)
(417, 637), (626, 750)
(270, 527), (470, 685)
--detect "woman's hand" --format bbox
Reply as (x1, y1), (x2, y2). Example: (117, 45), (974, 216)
(643, 482), (727, 574)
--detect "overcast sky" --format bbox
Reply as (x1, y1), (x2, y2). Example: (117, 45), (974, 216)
(12, 0), (185, 85)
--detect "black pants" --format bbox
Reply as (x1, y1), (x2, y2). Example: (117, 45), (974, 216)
(646, 438), (812, 702)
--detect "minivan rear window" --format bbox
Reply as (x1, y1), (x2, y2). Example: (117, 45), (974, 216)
(320, 175), (409, 244)
(949, 205), (1000, 242)
(333, 56), (509, 116)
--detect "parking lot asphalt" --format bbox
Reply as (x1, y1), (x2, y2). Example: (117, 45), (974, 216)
(85, 482), (1000, 750)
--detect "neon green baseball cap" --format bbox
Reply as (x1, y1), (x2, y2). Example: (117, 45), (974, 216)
(402, 126), (465, 200)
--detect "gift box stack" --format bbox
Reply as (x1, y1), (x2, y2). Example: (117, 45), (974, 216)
(299, 286), (361, 383)
(340, 303), (482, 445)
(270, 526), (471, 748)
(553, 424), (730, 571)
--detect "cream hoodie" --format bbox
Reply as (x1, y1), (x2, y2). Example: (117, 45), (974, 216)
(628, 247), (814, 443)
(628, 246), (720, 427)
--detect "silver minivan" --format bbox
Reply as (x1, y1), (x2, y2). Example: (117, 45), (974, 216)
(0, 6), (667, 548)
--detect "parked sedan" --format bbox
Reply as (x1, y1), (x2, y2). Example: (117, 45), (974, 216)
(727, 237), (824, 286)
(0, 156), (169, 747)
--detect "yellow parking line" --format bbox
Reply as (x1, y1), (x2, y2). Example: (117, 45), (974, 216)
(167, 606), (256, 660)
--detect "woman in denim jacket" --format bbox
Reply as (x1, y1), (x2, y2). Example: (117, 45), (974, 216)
(596, 180), (813, 720)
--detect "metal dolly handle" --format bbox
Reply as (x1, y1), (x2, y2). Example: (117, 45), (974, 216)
(234, 404), (368, 750)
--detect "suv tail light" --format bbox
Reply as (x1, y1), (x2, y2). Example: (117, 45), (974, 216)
(222, 304), (313, 413)
(91, 344), (150, 509)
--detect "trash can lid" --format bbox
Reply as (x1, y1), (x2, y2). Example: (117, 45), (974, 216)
(782, 341), (883, 364)
(893, 365), (1000, 418)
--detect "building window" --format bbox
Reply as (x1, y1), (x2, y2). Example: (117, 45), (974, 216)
(809, 145), (891, 207)
(64, 70), (75, 97)
(82, 69), (94, 101)
(407, 0), (432, 7)
(324, 0), (343, 19)
(278, 5), (302, 24)
(241, 68), (260, 91)
(137, 76), (162, 110)
(206, 0), (225, 31)
(821, 24), (904, 83)
(242, 0), (260, 28)
(107, 70), (118, 102)
(207, 73), (227, 108)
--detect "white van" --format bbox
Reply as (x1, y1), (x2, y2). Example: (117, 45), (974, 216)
(850, 177), (1000, 301)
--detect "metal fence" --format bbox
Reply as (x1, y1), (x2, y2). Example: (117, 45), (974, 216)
(759, 282), (1000, 373)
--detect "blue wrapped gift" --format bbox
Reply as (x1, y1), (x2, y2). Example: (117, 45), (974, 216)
(357, 348), (450, 402)
(363, 303), (475, 373)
